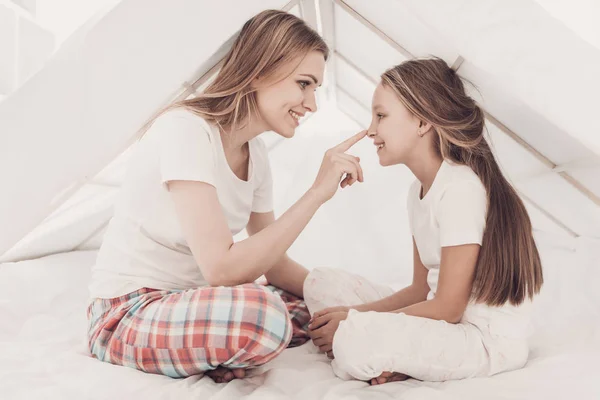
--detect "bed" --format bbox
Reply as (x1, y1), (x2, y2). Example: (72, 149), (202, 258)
(1, 250), (599, 400)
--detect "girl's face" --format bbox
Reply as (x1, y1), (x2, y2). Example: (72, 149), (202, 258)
(368, 83), (426, 166)
(254, 51), (325, 138)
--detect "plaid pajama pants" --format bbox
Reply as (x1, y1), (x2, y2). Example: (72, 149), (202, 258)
(87, 283), (310, 378)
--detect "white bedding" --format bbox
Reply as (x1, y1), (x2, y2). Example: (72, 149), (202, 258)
(1, 250), (599, 400)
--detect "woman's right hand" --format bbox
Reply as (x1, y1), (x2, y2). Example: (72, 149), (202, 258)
(310, 130), (367, 203)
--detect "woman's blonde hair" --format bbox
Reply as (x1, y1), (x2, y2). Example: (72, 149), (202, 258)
(382, 58), (543, 306)
(171, 9), (328, 132)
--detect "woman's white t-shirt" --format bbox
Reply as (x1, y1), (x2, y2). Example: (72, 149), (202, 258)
(89, 109), (273, 299)
(407, 160), (533, 338)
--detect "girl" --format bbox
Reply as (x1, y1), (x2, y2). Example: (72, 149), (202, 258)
(305, 58), (544, 384)
(87, 10), (366, 383)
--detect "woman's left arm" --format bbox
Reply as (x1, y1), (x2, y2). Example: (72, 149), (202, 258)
(247, 211), (309, 297)
(394, 243), (480, 323)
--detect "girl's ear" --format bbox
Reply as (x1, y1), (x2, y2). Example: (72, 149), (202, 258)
(418, 120), (433, 137)
(251, 76), (260, 90)
(251, 74), (266, 90)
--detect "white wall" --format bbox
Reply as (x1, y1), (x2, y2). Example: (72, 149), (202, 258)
(0, 0), (54, 96)
(0, 0), (119, 100)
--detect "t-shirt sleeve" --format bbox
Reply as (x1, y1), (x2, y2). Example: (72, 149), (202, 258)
(436, 180), (488, 247)
(154, 111), (216, 189)
(251, 139), (274, 213)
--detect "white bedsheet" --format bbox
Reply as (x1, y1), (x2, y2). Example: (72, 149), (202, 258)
(1, 250), (599, 400)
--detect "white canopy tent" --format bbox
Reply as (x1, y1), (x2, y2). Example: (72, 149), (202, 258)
(1, 1), (599, 398)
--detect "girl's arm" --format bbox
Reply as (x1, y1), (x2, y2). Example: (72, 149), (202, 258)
(392, 243), (480, 323)
(246, 211), (309, 297)
(354, 238), (430, 312)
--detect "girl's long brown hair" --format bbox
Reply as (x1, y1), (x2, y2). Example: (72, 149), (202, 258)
(382, 58), (543, 306)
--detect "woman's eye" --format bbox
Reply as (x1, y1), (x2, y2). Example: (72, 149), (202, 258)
(377, 113), (384, 119)
(298, 81), (310, 89)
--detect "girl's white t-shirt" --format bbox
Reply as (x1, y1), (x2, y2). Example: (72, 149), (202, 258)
(89, 109), (273, 299)
(407, 160), (533, 338)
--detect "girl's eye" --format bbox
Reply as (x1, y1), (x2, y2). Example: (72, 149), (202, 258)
(377, 113), (384, 119)
(298, 80), (310, 89)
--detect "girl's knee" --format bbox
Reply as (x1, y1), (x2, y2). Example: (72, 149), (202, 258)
(304, 267), (337, 288)
(333, 328), (364, 366)
(332, 312), (407, 380)
(332, 330), (379, 381)
(303, 267), (340, 313)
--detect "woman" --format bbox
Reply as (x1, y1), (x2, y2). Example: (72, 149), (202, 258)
(87, 9), (366, 382)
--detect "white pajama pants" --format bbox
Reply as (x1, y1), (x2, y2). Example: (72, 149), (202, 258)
(303, 268), (530, 382)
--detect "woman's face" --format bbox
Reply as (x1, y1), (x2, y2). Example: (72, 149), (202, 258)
(368, 83), (423, 166)
(254, 51), (325, 138)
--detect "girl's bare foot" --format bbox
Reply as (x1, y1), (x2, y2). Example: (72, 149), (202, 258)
(205, 367), (246, 383)
(370, 371), (409, 385)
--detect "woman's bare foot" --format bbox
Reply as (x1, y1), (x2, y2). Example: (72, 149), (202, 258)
(205, 367), (246, 383)
(370, 371), (409, 385)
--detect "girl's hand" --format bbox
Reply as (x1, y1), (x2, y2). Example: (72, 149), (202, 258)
(310, 306), (351, 322)
(308, 310), (349, 359)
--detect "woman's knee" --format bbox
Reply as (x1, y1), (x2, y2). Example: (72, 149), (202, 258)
(235, 284), (293, 360)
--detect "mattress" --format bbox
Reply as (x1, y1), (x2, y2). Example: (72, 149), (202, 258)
(1, 250), (599, 400)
